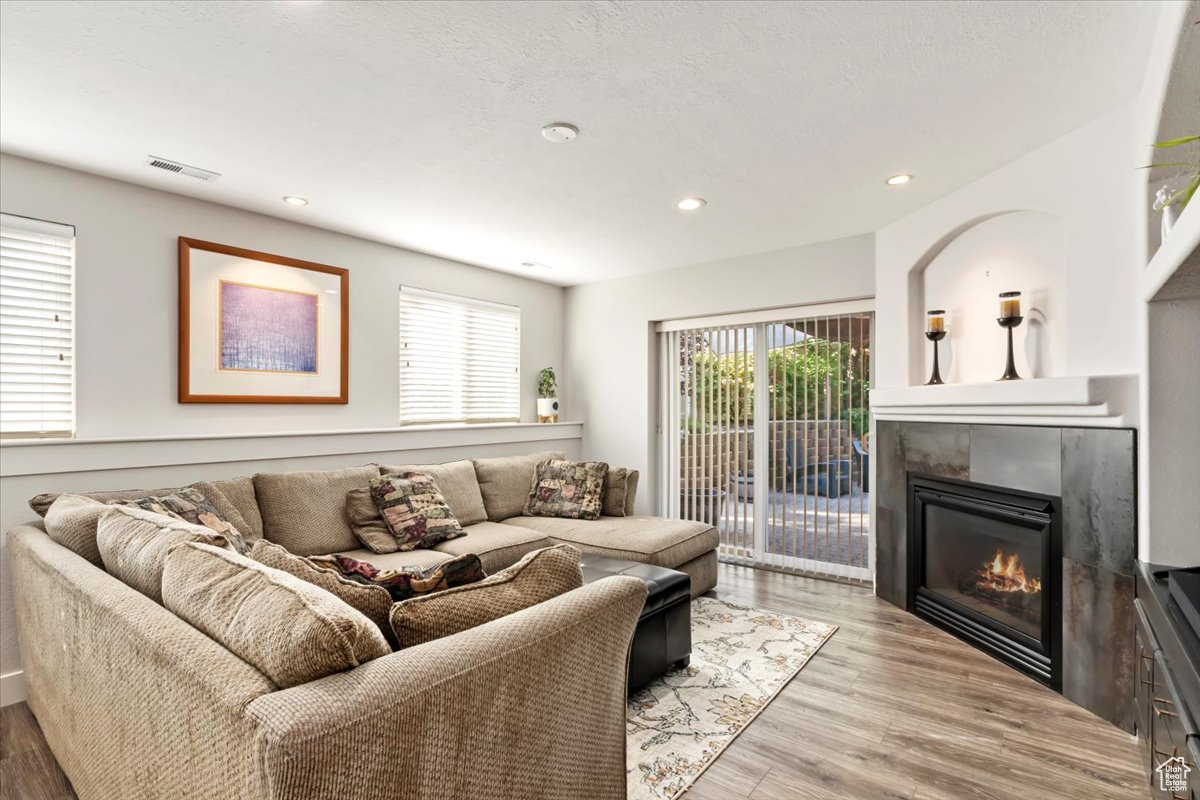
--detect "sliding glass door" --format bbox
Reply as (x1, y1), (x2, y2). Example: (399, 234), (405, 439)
(659, 302), (873, 581)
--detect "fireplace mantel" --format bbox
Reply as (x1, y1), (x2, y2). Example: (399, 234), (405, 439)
(870, 374), (1137, 427)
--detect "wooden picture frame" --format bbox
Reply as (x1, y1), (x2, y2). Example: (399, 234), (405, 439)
(178, 237), (349, 403)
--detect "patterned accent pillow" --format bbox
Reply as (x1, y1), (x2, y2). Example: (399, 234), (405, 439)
(524, 460), (609, 520)
(309, 552), (485, 603)
(124, 487), (249, 554)
(369, 472), (465, 551)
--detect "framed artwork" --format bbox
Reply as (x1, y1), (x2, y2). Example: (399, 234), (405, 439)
(178, 237), (348, 403)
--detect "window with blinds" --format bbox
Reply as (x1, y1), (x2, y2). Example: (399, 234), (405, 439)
(398, 286), (520, 425)
(0, 214), (75, 438)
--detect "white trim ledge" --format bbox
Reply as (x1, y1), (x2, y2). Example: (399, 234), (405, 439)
(0, 421), (585, 477)
(870, 376), (1138, 428)
(1, 671), (26, 707)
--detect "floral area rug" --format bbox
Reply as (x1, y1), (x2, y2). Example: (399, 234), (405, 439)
(626, 597), (837, 800)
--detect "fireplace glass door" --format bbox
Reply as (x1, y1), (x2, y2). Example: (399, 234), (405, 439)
(923, 504), (1044, 640)
(908, 475), (1061, 688)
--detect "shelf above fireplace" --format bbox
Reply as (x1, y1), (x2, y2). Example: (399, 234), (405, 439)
(870, 374), (1137, 427)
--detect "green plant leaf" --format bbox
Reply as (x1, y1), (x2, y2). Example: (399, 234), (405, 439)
(1138, 162), (1197, 169)
(1179, 174), (1200, 211)
(1163, 176), (1200, 207)
(1153, 135), (1200, 147)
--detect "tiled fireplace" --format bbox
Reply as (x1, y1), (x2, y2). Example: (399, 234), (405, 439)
(875, 421), (1136, 730)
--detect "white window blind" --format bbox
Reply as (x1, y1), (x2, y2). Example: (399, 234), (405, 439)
(399, 286), (520, 425)
(0, 214), (75, 438)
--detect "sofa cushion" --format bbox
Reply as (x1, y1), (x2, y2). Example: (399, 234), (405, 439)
(162, 542), (390, 689)
(253, 465), (378, 555)
(43, 494), (113, 566)
(30, 485), (179, 518)
(310, 552), (485, 603)
(601, 467), (640, 517)
(472, 451), (565, 521)
(369, 472), (466, 551)
(624, 471), (640, 515)
(123, 488), (249, 554)
(97, 506), (233, 603)
(378, 459), (487, 526)
(499, 515), (719, 569)
(525, 459), (609, 520)
(345, 487), (399, 554)
(192, 476), (262, 541)
(249, 540), (393, 643)
(388, 543), (582, 648)
(432, 521), (555, 574)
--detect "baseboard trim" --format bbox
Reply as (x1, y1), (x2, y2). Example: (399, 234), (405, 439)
(1, 670), (26, 707)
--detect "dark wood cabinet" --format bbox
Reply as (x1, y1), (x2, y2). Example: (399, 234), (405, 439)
(1135, 563), (1200, 800)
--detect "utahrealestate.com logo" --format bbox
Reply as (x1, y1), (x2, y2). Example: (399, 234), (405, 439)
(1156, 754), (1192, 792)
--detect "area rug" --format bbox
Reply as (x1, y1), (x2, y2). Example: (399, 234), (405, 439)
(626, 597), (837, 800)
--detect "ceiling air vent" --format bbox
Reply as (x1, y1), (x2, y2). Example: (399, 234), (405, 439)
(145, 156), (220, 182)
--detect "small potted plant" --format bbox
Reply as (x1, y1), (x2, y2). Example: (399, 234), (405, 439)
(1143, 134), (1199, 239)
(537, 367), (559, 423)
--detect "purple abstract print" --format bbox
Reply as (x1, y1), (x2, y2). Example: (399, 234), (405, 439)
(219, 282), (318, 373)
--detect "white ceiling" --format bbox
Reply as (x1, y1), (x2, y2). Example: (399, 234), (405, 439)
(0, 0), (1162, 286)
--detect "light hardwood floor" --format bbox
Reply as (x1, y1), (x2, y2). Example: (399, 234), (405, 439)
(0, 563), (1145, 800)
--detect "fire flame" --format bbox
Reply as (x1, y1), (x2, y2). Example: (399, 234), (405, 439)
(976, 548), (1041, 595)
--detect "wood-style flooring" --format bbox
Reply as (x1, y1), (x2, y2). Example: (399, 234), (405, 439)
(0, 563), (1145, 800)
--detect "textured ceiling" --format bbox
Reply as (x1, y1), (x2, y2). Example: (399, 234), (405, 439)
(0, 0), (1162, 285)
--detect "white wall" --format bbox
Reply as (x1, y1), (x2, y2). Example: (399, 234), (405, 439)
(1136, 1), (1200, 566)
(874, 103), (1144, 392)
(564, 234), (875, 513)
(921, 211), (1066, 383)
(0, 154), (566, 437)
(0, 153), (574, 703)
(873, 0), (1197, 566)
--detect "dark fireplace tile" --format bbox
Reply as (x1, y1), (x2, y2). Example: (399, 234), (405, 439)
(969, 425), (1062, 497)
(1061, 428), (1136, 577)
(900, 422), (969, 480)
(875, 421), (905, 511)
(1062, 558), (1135, 732)
(874, 505), (905, 608)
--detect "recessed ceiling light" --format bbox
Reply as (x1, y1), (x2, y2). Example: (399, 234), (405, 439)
(520, 260), (552, 270)
(282, 195), (308, 206)
(885, 174), (913, 186)
(541, 123), (578, 143)
(675, 197), (707, 211)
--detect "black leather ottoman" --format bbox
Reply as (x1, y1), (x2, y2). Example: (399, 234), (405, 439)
(579, 554), (692, 692)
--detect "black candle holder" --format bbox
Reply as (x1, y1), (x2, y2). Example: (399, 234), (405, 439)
(997, 315), (1023, 381)
(924, 330), (946, 385)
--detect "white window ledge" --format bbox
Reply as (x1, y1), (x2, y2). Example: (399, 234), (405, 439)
(0, 421), (584, 478)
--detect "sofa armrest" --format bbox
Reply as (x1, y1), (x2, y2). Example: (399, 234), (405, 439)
(7, 524), (277, 799)
(246, 576), (647, 800)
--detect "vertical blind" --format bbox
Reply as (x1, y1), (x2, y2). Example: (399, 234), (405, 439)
(660, 304), (873, 582)
(398, 286), (520, 424)
(0, 214), (75, 438)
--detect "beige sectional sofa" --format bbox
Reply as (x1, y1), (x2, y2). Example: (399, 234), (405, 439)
(8, 451), (718, 799)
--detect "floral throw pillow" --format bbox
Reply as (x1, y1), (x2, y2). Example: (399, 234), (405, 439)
(124, 487), (249, 554)
(524, 459), (609, 520)
(309, 552), (485, 603)
(369, 472), (466, 551)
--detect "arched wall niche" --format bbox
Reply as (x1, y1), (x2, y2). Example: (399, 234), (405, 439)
(905, 210), (1067, 385)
